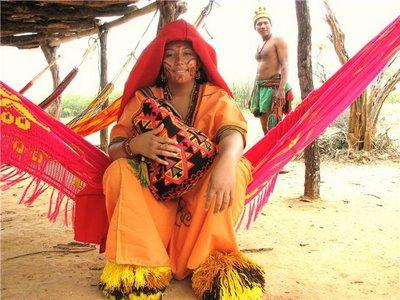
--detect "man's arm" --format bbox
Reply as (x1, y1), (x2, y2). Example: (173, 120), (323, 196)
(275, 37), (289, 100)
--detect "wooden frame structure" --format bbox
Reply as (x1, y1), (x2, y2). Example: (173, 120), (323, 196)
(0, 1), (159, 49)
(1, 0), (187, 149)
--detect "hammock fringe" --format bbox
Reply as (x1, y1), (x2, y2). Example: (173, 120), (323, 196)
(1, 166), (75, 225)
(236, 173), (278, 230)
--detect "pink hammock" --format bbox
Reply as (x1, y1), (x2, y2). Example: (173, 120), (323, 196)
(0, 81), (110, 225)
(1, 16), (399, 246)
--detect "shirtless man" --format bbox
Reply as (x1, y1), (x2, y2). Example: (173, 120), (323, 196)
(249, 7), (294, 134)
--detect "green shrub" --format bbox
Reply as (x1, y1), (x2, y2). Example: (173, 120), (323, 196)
(61, 94), (92, 118)
(386, 90), (400, 104)
(60, 91), (122, 118)
(230, 81), (254, 110)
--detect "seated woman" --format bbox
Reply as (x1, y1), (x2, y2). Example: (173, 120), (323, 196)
(99, 19), (265, 300)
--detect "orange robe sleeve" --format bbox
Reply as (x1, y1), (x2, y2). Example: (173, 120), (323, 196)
(109, 91), (146, 142)
(195, 84), (247, 146)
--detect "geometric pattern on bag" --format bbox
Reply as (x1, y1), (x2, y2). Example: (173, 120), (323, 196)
(131, 97), (216, 202)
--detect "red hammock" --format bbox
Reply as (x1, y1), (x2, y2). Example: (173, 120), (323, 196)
(1, 16), (399, 246)
(19, 56), (60, 94)
(37, 44), (94, 109)
(38, 68), (79, 109)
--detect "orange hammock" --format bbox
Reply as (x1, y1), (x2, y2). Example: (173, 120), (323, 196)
(69, 96), (121, 136)
(66, 52), (133, 135)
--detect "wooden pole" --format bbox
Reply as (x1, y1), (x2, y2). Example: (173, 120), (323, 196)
(157, 0), (177, 32)
(295, 0), (320, 200)
(40, 41), (62, 118)
(156, 0), (187, 33)
(99, 26), (109, 152)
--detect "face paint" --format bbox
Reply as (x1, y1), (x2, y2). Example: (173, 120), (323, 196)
(163, 41), (199, 84)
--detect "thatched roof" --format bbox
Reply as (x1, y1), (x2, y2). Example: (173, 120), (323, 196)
(1, 0), (158, 49)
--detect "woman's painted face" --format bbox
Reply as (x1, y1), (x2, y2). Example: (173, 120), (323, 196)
(163, 41), (199, 84)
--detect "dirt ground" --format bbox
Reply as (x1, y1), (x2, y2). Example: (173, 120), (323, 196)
(1, 112), (400, 299)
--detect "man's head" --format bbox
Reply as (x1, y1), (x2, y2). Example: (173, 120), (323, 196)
(255, 17), (272, 40)
(253, 6), (272, 37)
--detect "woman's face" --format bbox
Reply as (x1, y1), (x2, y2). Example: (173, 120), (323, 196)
(162, 41), (199, 85)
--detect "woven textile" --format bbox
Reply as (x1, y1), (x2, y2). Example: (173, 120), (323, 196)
(131, 97), (216, 202)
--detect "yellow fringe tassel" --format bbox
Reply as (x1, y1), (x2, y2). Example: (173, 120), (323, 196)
(100, 261), (171, 299)
(127, 157), (149, 186)
(192, 251), (265, 300)
(138, 157), (150, 186)
(128, 292), (162, 300)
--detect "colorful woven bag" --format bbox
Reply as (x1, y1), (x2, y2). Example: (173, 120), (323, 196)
(130, 97), (216, 202)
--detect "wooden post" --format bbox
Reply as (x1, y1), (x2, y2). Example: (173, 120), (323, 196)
(157, 0), (177, 32)
(348, 92), (368, 150)
(40, 41), (62, 118)
(295, 0), (320, 200)
(156, 0), (187, 33)
(99, 26), (109, 152)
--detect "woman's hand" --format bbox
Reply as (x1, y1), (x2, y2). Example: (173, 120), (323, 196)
(205, 154), (237, 214)
(130, 124), (180, 165)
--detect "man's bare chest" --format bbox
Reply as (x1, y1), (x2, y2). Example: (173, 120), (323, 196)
(258, 42), (276, 61)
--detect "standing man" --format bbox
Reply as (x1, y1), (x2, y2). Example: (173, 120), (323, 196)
(249, 6), (294, 134)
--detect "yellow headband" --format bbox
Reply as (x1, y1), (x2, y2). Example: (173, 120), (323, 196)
(253, 6), (271, 25)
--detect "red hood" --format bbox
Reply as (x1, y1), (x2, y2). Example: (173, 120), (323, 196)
(119, 19), (232, 118)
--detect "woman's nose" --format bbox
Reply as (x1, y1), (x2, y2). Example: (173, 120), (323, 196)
(175, 52), (184, 64)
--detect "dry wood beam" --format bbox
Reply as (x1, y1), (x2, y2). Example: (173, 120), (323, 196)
(0, 1), (157, 49)
(48, 1), (157, 46)
(50, 1), (157, 46)
(19, 43), (41, 49)
(102, 1), (157, 30)
(1, 33), (43, 49)
(1, 2), (139, 21)
(1, 19), (99, 35)
(41, 0), (138, 7)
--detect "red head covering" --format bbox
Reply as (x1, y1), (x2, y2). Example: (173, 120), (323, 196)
(118, 19), (233, 118)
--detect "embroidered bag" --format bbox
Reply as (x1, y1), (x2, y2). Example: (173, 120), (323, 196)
(129, 96), (216, 202)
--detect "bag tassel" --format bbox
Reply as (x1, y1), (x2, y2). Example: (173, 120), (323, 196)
(128, 156), (150, 186)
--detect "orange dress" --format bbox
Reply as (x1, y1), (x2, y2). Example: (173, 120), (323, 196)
(103, 83), (252, 280)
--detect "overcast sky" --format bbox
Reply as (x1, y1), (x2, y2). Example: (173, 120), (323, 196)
(1, 0), (399, 102)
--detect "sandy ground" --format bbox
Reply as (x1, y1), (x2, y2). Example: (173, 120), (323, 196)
(1, 112), (400, 299)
